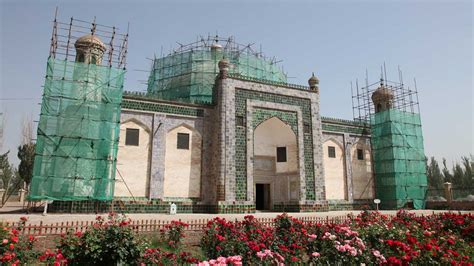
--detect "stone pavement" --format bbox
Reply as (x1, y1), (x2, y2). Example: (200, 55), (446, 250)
(0, 202), (469, 225)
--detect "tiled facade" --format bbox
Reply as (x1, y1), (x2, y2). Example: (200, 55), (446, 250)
(50, 71), (374, 214)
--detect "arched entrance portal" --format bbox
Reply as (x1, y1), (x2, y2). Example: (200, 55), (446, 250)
(253, 117), (299, 210)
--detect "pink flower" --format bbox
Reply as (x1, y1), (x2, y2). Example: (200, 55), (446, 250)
(350, 249), (358, 256)
(263, 249), (273, 257)
(2, 239), (8, 244)
(198, 261), (210, 266)
(256, 251), (266, 260)
(227, 256), (242, 262)
(312, 252), (320, 257)
(274, 252), (285, 262)
(216, 257), (227, 264)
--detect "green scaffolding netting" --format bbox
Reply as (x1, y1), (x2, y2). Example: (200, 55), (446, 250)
(147, 49), (287, 104)
(29, 58), (125, 201)
(370, 109), (428, 209)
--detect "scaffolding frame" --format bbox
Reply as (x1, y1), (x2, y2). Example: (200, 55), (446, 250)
(49, 8), (129, 69)
(147, 35), (287, 104)
(351, 66), (420, 123)
(351, 65), (427, 209)
(30, 10), (128, 201)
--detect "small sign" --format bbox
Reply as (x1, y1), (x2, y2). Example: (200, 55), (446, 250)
(373, 199), (381, 211)
(170, 203), (177, 215)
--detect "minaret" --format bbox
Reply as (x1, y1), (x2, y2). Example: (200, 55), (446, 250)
(370, 79), (427, 209)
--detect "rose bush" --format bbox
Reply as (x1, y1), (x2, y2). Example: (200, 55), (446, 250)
(0, 211), (472, 265)
(55, 213), (145, 265)
(0, 217), (38, 265)
(201, 211), (473, 265)
(159, 220), (188, 248)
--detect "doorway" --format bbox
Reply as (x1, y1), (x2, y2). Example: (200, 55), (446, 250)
(255, 183), (271, 210)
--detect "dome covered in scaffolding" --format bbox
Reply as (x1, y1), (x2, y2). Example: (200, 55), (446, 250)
(147, 35), (287, 104)
(371, 85), (394, 113)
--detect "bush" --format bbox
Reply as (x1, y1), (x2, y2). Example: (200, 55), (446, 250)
(200, 211), (473, 265)
(56, 213), (145, 266)
(159, 220), (188, 249)
(0, 217), (38, 265)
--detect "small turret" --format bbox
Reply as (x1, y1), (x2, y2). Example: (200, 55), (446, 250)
(218, 58), (230, 79)
(74, 34), (106, 65)
(371, 83), (394, 112)
(308, 72), (319, 92)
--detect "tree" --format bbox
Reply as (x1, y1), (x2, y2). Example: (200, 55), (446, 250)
(17, 114), (35, 191)
(461, 155), (473, 188)
(426, 156), (444, 189)
(0, 151), (20, 206)
(17, 143), (35, 191)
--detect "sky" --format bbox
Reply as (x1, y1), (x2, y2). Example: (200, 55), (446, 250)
(0, 0), (472, 167)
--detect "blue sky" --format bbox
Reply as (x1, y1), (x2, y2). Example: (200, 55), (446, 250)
(0, 0), (472, 166)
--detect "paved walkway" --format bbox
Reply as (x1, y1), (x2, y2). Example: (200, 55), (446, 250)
(0, 202), (469, 225)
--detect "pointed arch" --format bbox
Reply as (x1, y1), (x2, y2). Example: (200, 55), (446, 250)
(167, 122), (202, 138)
(163, 123), (202, 198)
(323, 137), (346, 200)
(121, 118), (151, 133)
(323, 137), (344, 152)
(254, 116), (297, 136)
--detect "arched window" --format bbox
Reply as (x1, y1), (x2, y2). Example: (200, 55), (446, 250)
(90, 55), (97, 65)
(77, 53), (85, 63)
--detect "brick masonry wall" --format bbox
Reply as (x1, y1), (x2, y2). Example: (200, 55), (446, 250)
(215, 76), (325, 209)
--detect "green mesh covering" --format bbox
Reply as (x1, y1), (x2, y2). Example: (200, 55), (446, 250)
(371, 109), (427, 209)
(29, 58), (125, 201)
(147, 49), (287, 104)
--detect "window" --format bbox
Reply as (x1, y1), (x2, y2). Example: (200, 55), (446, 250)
(177, 133), (190, 150)
(357, 149), (364, 160)
(77, 53), (85, 63)
(125, 128), (139, 146)
(376, 103), (382, 112)
(276, 147), (287, 162)
(236, 116), (244, 127)
(328, 146), (336, 158)
(304, 123), (311, 134)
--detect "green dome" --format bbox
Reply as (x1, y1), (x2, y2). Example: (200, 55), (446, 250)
(147, 37), (287, 104)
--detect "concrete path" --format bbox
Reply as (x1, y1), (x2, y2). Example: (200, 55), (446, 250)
(0, 204), (470, 225)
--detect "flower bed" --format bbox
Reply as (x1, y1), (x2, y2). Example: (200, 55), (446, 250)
(1, 210), (472, 265)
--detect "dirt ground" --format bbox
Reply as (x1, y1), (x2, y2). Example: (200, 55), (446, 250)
(0, 202), (470, 225)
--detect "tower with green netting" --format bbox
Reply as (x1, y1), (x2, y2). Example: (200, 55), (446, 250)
(352, 72), (427, 209)
(29, 15), (129, 201)
(147, 36), (287, 105)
